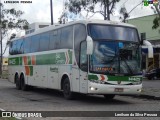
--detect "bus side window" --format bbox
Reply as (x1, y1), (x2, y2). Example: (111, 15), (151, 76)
(19, 39), (24, 54)
(9, 41), (13, 55)
(31, 35), (40, 52)
(12, 40), (17, 55)
(24, 37), (31, 53)
(60, 26), (73, 49)
(74, 24), (86, 67)
(39, 32), (50, 51)
(80, 41), (88, 72)
(49, 30), (58, 50)
(16, 39), (24, 54)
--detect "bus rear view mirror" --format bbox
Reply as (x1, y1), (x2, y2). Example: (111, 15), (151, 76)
(143, 40), (153, 58)
(86, 36), (93, 55)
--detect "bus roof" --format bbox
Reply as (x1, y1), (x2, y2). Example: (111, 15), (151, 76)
(11, 20), (136, 41)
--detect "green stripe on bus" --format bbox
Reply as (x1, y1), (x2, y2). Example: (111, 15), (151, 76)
(29, 66), (33, 76)
(8, 51), (73, 65)
(19, 57), (22, 65)
(88, 74), (142, 82)
(88, 74), (99, 80)
(28, 56), (31, 65)
(8, 57), (21, 65)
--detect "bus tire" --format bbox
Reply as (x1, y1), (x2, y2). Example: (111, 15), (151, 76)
(15, 74), (21, 90)
(104, 94), (115, 101)
(62, 78), (74, 100)
(21, 75), (28, 91)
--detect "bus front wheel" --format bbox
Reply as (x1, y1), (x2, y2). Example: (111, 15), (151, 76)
(62, 78), (74, 100)
(104, 94), (115, 101)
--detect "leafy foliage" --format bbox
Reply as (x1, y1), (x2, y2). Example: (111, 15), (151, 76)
(152, 16), (160, 29)
(119, 2), (143, 23)
(151, 5), (160, 29)
(0, 3), (29, 55)
(65, 0), (120, 20)
(119, 7), (129, 22)
(0, 3), (29, 37)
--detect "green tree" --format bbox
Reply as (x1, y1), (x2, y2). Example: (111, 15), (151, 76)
(0, 3), (29, 74)
(65, 0), (120, 20)
(0, 3), (29, 53)
(119, 2), (143, 23)
(151, 5), (160, 29)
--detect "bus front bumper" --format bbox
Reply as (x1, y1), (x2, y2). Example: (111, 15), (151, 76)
(88, 82), (142, 95)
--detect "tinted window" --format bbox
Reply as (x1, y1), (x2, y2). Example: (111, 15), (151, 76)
(56, 30), (61, 49)
(9, 41), (13, 55)
(80, 41), (87, 72)
(60, 26), (73, 49)
(24, 37), (31, 53)
(12, 40), (17, 55)
(16, 39), (24, 54)
(39, 32), (50, 51)
(74, 24), (86, 66)
(49, 30), (60, 50)
(31, 35), (40, 52)
(88, 24), (139, 42)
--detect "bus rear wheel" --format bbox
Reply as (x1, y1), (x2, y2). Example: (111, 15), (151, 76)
(21, 75), (28, 91)
(62, 78), (74, 100)
(15, 75), (21, 90)
(104, 94), (115, 101)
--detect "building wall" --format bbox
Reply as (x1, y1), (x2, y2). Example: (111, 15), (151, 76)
(2, 58), (8, 71)
(3, 58), (8, 66)
(127, 14), (160, 41)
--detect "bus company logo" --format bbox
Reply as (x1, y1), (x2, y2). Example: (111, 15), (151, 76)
(55, 54), (60, 60)
(9, 59), (16, 65)
(50, 67), (58, 73)
(129, 77), (141, 81)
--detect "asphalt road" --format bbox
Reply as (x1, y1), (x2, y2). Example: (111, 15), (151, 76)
(0, 79), (160, 120)
(143, 79), (160, 89)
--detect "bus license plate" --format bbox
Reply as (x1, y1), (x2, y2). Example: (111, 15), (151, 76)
(114, 88), (123, 92)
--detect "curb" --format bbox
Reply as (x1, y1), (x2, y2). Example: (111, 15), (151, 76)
(139, 94), (160, 100)
(130, 94), (160, 100)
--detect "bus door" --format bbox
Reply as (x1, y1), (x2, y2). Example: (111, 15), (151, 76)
(72, 62), (80, 92)
(79, 41), (88, 93)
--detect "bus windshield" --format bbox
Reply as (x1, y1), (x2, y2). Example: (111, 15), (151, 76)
(88, 24), (141, 75)
(90, 41), (141, 75)
(88, 24), (139, 42)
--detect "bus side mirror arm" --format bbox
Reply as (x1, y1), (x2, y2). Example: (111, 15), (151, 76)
(86, 36), (93, 55)
(143, 40), (153, 58)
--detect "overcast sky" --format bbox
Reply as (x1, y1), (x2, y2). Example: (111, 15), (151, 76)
(2, 0), (157, 56)
(2, 0), (156, 23)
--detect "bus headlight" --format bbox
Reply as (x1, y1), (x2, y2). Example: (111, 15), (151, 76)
(90, 87), (98, 91)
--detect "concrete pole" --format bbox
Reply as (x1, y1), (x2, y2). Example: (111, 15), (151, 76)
(0, 0), (2, 75)
(50, 0), (53, 25)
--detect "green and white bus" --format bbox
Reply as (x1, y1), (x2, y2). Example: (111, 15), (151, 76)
(8, 20), (146, 100)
